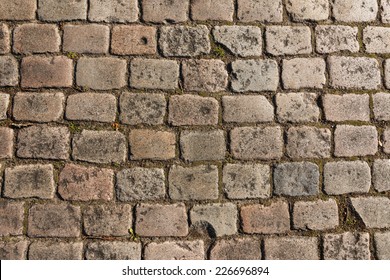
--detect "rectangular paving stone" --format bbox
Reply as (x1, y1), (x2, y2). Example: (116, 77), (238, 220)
(0, 240), (28, 260)
(29, 242), (83, 260)
(383, 0), (390, 23)
(0, 56), (19, 86)
(0, 0), (36, 20)
(332, 0), (378, 22)
(276, 92), (320, 123)
(316, 25), (359, 53)
(373, 159), (390, 192)
(0, 202), (24, 236)
(351, 197), (390, 228)
(364, 27), (390, 53)
(38, 0), (87, 21)
(373, 93), (390, 121)
(112, 25), (157, 55)
(282, 58), (326, 89)
(266, 26), (312, 55)
(264, 237), (319, 260)
(374, 232), (390, 259)
(0, 127), (13, 159)
(210, 238), (261, 260)
(0, 93), (10, 120)
(142, 0), (189, 23)
(0, 24), (10, 54)
(86, 241), (141, 260)
(383, 129), (390, 153)
(237, 0), (283, 22)
(324, 232), (370, 260)
(323, 94), (370, 122)
(286, 0), (329, 21)
(145, 241), (204, 260)
(191, 0), (234, 21)
(89, 0), (138, 22)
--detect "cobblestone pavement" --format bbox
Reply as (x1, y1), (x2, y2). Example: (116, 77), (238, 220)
(1, 0), (390, 260)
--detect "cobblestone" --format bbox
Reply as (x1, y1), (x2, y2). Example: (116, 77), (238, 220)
(144, 241), (204, 260)
(112, 26), (156, 55)
(286, 0), (329, 21)
(0, 56), (18, 86)
(276, 92), (320, 123)
(63, 24), (109, 54)
(0, 24), (10, 54)
(0, 202), (24, 236)
(315, 26), (359, 53)
(86, 241), (141, 260)
(266, 26), (312, 55)
(89, 0), (138, 23)
(282, 58), (326, 89)
(264, 237), (319, 260)
(323, 94), (370, 122)
(210, 238), (261, 260)
(29, 242), (83, 260)
(191, 0), (234, 21)
(323, 232), (370, 260)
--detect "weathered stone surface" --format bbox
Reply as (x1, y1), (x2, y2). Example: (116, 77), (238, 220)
(223, 164), (270, 199)
(231, 59), (279, 92)
(145, 241), (204, 260)
(0, 127), (13, 159)
(364, 27), (390, 53)
(237, 0), (283, 22)
(276, 92), (320, 123)
(383, 129), (390, 154)
(266, 26), (312, 55)
(0, 93), (9, 120)
(323, 94), (370, 122)
(373, 93), (390, 121)
(0, 0), (36, 20)
(0, 240), (28, 260)
(316, 25), (359, 53)
(0, 202), (24, 236)
(0, 24), (10, 54)
(351, 197), (390, 228)
(264, 237), (319, 260)
(213, 26), (262, 57)
(324, 161), (371, 195)
(191, 0), (234, 21)
(375, 232), (390, 259)
(29, 242), (83, 260)
(286, 0), (329, 21)
(231, 127), (283, 160)
(89, 0), (138, 22)
(373, 160), (390, 192)
(282, 58), (326, 89)
(383, 0), (390, 23)
(324, 232), (370, 260)
(210, 238), (261, 260)
(0, 56), (18, 86)
(332, 0), (378, 22)
(142, 0), (189, 23)
(17, 126), (70, 160)
(274, 162), (319, 197)
(112, 25), (156, 55)
(58, 164), (114, 201)
(86, 241), (141, 260)
(190, 203), (237, 237)
(116, 168), (165, 201)
(169, 165), (219, 200)
(38, 0), (87, 21)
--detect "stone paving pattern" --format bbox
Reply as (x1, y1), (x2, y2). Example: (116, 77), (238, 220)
(0, 0), (390, 260)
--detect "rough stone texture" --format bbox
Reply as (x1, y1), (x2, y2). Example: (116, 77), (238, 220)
(0, 24), (10, 54)
(373, 160), (390, 192)
(282, 58), (326, 89)
(13, 92), (64, 122)
(0, 56), (18, 86)
(241, 201), (290, 234)
(266, 26), (312, 55)
(273, 162), (319, 197)
(286, 0), (329, 21)
(351, 197), (390, 228)
(364, 27), (390, 53)
(293, 199), (339, 230)
(334, 125), (378, 157)
(112, 25), (156, 55)
(213, 26), (262, 57)
(29, 242), (83, 260)
(86, 241), (141, 260)
(223, 164), (270, 199)
(116, 167), (165, 201)
(66, 93), (116, 123)
(332, 0), (378, 22)
(89, 0), (138, 23)
(383, 0), (390, 23)
(135, 204), (188, 237)
(191, 0), (234, 21)
(145, 241), (204, 260)
(0, 0), (36, 20)
(0, 93), (10, 120)
(0, 240), (28, 260)
(210, 238), (261, 260)
(276, 92), (320, 123)
(373, 93), (390, 120)
(190, 203), (237, 237)
(169, 165), (219, 200)
(316, 25), (359, 53)
(374, 232), (390, 260)
(0, 127), (13, 159)
(383, 129), (390, 154)
(58, 164), (114, 201)
(231, 127), (283, 160)
(0, 202), (24, 236)
(324, 161), (371, 195)
(83, 204), (132, 236)
(237, 0), (283, 22)
(323, 232), (370, 260)
(169, 95), (219, 126)
(286, 126), (331, 159)
(4, 164), (54, 199)
(142, 0), (189, 23)
(231, 59), (279, 92)
(38, 0), (87, 21)
(17, 126), (70, 160)
(182, 60), (228, 92)
(264, 237), (319, 260)
(323, 94), (370, 122)
(72, 130), (127, 164)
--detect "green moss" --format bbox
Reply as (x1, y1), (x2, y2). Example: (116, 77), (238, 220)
(213, 45), (226, 58)
(66, 51), (79, 60)
(69, 123), (81, 133)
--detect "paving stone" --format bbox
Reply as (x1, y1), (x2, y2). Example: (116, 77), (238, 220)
(13, 92), (64, 122)
(21, 56), (73, 88)
(382, 0), (390, 23)
(364, 27), (390, 53)
(191, 0), (234, 21)
(323, 232), (370, 260)
(374, 232), (390, 259)
(4, 164), (54, 199)
(231, 59), (279, 92)
(83, 204), (132, 236)
(324, 161), (371, 195)
(182, 59), (228, 92)
(145, 241), (204, 260)
(180, 130), (226, 161)
(159, 26), (210, 57)
(130, 58), (179, 90)
(72, 130), (127, 164)
(38, 1), (87, 20)
(241, 201), (290, 234)
(169, 95), (219, 126)
(223, 95), (274, 123)
(373, 93), (390, 121)
(223, 164), (270, 199)
(286, 126), (331, 159)
(86, 241), (141, 260)
(329, 56), (381, 90)
(29, 242), (83, 260)
(190, 203), (237, 237)
(135, 203), (188, 237)
(332, 0), (378, 22)
(0, 127), (13, 159)
(266, 26), (312, 55)
(0, 93), (9, 120)
(323, 94), (370, 122)
(351, 197), (390, 228)
(13, 24), (60, 54)
(315, 25), (359, 53)
(286, 0), (329, 21)
(76, 57), (127, 90)
(116, 167), (165, 201)
(28, 204), (81, 237)
(142, 0), (189, 23)
(385, 60), (390, 89)
(276, 92), (320, 123)
(0, 24), (10, 54)
(282, 58), (326, 89)
(89, 0), (138, 22)
(274, 162), (319, 197)
(169, 165), (219, 200)
(334, 125), (378, 157)
(0, 56), (18, 86)
(383, 129), (390, 154)
(17, 126), (70, 160)
(129, 129), (176, 160)
(373, 160), (390, 192)
(112, 25), (156, 55)
(120, 92), (166, 125)
(231, 126), (283, 160)
(66, 93), (116, 123)
(58, 164), (114, 201)
(213, 26), (262, 57)
(210, 238), (261, 260)
(0, 240), (28, 260)
(0, 202), (24, 236)
(63, 24), (110, 54)
(237, 0), (283, 22)
(0, 0), (36, 20)
(264, 237), (319, 260)
(293, 199), (339, 230)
